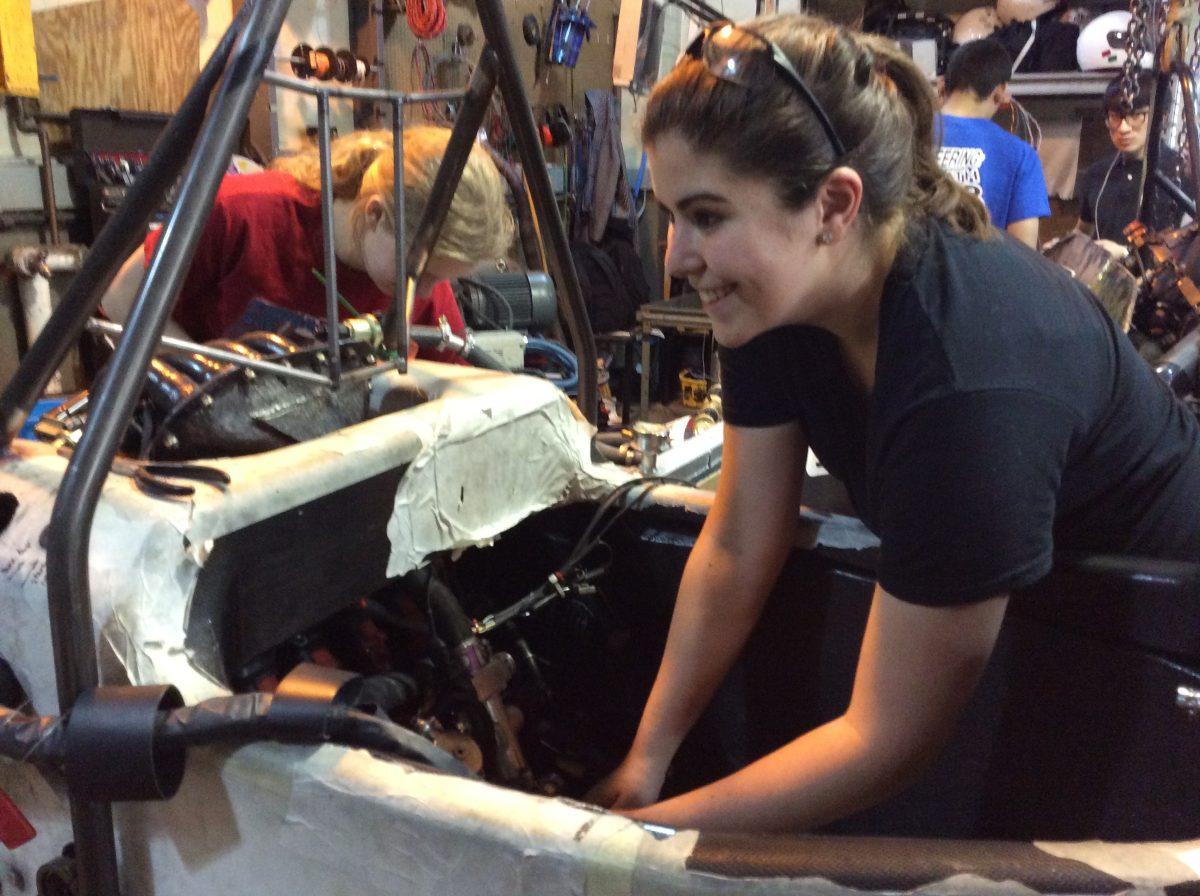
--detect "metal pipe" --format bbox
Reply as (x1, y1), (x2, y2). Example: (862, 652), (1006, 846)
(44, 3), (286, 894)
(0, 2), (251, 447)
(340, 355), (401, 384)
(474, 0), (598, 424)
(1152, 167), (1197, 217)
(1170, 62), (1200, 204)
(10, 246), (87, 392)
(0, 209), (80, 231)
(85, 319), (334, 386)
(392, 97), (408, 370)
(667, 0), (724, 22)
(8, 245), (86, 279)
(316, 92), (342, 387)
(381, 46), (499, 352)
(4, 98), (66, 245)
(409, 323), (507, 370)
(262, 69), (465, 104)
(1155, 326), (1200, 393)
(36, 125), (60, 245)
(1143, 72), (1166, 229)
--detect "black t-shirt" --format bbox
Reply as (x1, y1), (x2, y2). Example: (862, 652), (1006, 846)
(720, 218), (1200, 606)
(1077, 151), (1187, 246)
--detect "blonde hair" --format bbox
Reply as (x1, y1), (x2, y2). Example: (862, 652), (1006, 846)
(272, 126), (514, 263)
(643, 14), (989, 238)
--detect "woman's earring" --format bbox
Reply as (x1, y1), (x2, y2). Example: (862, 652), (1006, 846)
(817, 231), (833, 245)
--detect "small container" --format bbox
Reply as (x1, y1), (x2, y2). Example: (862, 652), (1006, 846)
(678, 368), (708, 409)
(547, 4), (595, 68)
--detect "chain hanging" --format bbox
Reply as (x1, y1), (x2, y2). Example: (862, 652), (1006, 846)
(1122, 0), (1154, 111)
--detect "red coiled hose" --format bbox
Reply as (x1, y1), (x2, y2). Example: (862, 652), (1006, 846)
(407, 0), (446, 40)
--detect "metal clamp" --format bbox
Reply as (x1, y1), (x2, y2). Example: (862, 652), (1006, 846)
(631, 420), (671, 475)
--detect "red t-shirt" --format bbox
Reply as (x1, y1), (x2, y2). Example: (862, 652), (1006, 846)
(143, 170), (467, 363)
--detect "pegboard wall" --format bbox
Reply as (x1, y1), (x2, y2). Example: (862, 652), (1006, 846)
(381, 1), (622, 119)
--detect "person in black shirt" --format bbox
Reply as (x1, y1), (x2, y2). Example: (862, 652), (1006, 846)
(587, 13), (1200, 832)
(1077, 72), (1187, 249)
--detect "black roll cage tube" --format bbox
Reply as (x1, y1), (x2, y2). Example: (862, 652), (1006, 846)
(1141, 62), (1200, 224)
(0, 1), (598, 892)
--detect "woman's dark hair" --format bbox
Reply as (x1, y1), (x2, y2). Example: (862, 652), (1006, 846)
(945, 39), (1013, 99)
(643, 14), (988, 238)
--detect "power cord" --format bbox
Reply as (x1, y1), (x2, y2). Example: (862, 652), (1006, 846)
(407, 0), (446, 40)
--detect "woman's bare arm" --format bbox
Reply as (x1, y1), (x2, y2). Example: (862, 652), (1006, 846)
(625, 585), (1009, 832)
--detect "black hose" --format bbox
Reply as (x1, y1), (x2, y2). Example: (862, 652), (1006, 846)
(408, 326), (508, 371)
(405, 567), (475, 645)
(590, 432), (640, 466)
(592, 430), (628, 446)
(156, 694), (469, 775)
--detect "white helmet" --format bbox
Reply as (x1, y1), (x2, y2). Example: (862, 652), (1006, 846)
(1076, 11), (1155, 71)
(953, 6), (1001, 44)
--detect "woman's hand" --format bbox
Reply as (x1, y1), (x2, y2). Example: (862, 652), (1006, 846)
(586, 753), (668, 811)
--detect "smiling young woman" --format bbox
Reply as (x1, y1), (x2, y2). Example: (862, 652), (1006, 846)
(586, 14), (1200, 833)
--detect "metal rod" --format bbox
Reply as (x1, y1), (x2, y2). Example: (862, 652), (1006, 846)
(1170, 62), (1200, 205)
(392, 97), (408, 369)
(86, 320), (334, 386)
(45, 3), (290, 894)
(341, 355), (401, 384)
(0, 3), (251, 447)
(1152, 167), (1197, 216)
(263, 69), (465, 104)
(381, 46), (499, 351)
(316, 92), (343, 387)
(1143, 72), (1165, 229)
(670, 0), (724, 23)
(36, 124), (60, 245)
(474, 0), (598, 423)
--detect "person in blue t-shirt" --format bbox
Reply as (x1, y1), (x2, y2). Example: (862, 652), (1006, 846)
(935, 39), (1050, 247)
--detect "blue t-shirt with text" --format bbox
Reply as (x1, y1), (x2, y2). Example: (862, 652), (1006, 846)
(935, 114), (1050, 229)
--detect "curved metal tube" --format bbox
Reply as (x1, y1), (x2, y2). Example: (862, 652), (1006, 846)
(1170, 62), (1200, 201)
(1144, 64), (1200, 226)
(43, 3), (291, 893)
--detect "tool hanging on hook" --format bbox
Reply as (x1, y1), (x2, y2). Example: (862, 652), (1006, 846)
(545, 0), (596, 68)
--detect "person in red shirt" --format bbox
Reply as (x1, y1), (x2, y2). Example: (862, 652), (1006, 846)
(102, 127), (513, 363)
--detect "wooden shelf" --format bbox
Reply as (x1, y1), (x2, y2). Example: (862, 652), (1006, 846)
(1008, 72), (1111, 97)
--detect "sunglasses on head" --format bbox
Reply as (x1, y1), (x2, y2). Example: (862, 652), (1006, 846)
(684, 20), (848, 158)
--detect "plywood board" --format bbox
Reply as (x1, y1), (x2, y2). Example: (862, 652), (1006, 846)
(32, 0), (199, 116)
